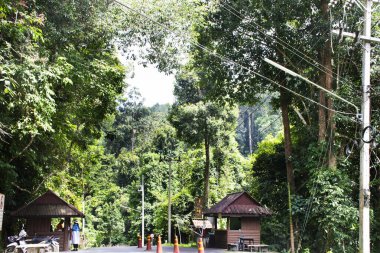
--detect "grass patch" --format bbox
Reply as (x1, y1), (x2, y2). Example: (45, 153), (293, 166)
(162, 243), (197, 248)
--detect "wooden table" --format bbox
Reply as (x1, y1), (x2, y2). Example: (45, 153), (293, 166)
(16, 243), (51, 253)
(238, 238), (254, 251)
(247, 244), (269, 252)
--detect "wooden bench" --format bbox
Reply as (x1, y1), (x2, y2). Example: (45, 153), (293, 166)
(227, 243), (238, 251)
(247, 244), (269, 252)
(16, 243), (51, 253)
(239, 237), (254, 251)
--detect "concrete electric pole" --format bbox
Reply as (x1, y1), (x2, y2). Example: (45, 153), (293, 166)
(168, 161), (172, 244)
(359, 1), (372, 252)
(139, 175), (145, 247)
(159, 153), (180, 243)
(333, 0), (379, 252)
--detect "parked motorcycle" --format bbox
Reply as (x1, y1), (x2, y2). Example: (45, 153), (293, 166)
(36, 235), (59, 252)
(5, 226), (28, 253)
(5, 226), (59, 252)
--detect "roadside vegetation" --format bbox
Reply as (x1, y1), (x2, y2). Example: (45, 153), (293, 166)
(1, 1), (380, 252)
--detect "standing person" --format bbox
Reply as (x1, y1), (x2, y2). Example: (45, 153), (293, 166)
(150, 232), (154, 246)
(55, 218), (64, 231)
(71, 220), (81, 251)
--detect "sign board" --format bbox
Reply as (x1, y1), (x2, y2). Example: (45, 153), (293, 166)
(0, 193), (4, 231)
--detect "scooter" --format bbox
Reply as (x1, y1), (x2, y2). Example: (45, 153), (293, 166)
(5, 226), (28, 253)
(36, 235), (60, 252)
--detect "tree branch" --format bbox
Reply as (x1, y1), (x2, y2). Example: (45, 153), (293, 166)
(9, 135), (35, 163)
(292, 105), (307, 126)
(12, 182), (32, 194)
(0, 122), (11, 143)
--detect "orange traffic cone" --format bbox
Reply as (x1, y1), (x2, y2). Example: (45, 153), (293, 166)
(156, 235), (162, 253)
(146, 235), (152, 251)
(197, 237), (204, 253)
(138, 234), (142, 248)
(173, 235), (180, 253)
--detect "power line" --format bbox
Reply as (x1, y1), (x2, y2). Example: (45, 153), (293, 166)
(220, 1), (361, 122)
(218, 1), (335, 77)
(113, 0), (357, 120)
(218, 0), (360, 93)
(298, 118), (333, 250)
(260, 115), (282, 135)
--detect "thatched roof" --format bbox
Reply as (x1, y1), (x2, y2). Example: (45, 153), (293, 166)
(11, 190), (85, 218)
(203, 192), (272, 217)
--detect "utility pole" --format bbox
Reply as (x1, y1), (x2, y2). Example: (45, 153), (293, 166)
(330, 0), (380, 251)
(247, 110), (253, 154)
(168, 161), (172, 244)
(159, 155), (180, 243)
(159, 139), (180, 244)
(140, 175), (145, 247)
(359, 1), (372, 252)
(337, 0), (377, 252)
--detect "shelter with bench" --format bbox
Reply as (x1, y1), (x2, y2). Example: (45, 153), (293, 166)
(203, 192), (271, 251)
(11, 190), (85, 251)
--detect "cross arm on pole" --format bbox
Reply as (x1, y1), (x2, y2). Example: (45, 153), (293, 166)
(331, 29), (380, 43)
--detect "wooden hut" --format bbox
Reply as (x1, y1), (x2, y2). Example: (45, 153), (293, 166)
(203, 192), (271, 249)
(11, 190), (85, 251)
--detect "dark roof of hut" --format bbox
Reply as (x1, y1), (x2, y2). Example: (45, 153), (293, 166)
(11, 190), (85, 218)
(203, 192), (272, 217)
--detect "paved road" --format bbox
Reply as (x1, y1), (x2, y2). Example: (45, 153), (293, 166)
(61, 246), (228, 253)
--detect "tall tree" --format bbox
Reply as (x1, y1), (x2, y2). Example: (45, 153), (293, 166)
(169, 70), (238, 208)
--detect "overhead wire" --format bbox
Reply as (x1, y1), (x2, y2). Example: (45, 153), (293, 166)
(230, 95), (277, 141)
(298, 118), (333, 250)
(218, 0), (342, 81)
(113, 0), (362, 133)
(219, 0), (365, 113)
(260, 115), (282, 135)
(195, 38), (357, 117)
(217, 0), (361, 152)
(116, 1), (282, 147)
(212, 0), (339, 145)
(177, 1), (361, 248)
(217, 0), (359, 119)
(113, 0), (359, 130)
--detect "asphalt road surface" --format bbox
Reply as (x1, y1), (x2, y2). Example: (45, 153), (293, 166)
(61, 246), (228, 253)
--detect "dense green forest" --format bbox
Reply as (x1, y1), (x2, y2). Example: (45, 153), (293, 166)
(1, 0), (380, 253)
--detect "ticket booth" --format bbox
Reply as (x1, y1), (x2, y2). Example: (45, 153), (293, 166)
(203, 192), (272, 249)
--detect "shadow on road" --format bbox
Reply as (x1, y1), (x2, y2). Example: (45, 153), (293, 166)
(61, 246), (228, 253)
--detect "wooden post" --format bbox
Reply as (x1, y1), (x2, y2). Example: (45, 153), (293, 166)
(64, 217), (71, 251)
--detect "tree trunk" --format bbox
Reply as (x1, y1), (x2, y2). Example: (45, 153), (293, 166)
(280, 88), (296, 193)
(318, 91), (327, 142)
(320, 0), (336, 168)
(203, 130), (210, 210)
(251, 112), (256, 151)
(280, 87), (296, 253)
(374, 185), (380, 253)
(247, 110), (253, 154)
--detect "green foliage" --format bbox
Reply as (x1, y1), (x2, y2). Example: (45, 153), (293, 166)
(250, 134), (288, 250)
(170, 102), (237, 147)
(251, 133), (358, 252)
(301, 150), (358, 253)
(2, 0), (377, 252)
(0, 0), (126, 247)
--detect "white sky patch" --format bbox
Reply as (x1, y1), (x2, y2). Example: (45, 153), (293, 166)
(126, 63), (175, 107)
(117, 46), (176, 107)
